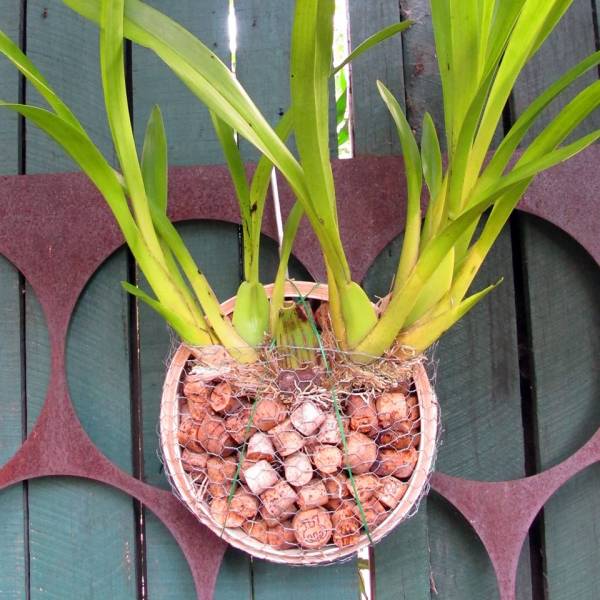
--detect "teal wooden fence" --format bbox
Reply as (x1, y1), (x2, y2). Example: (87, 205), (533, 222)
(0, 1), (599, 598)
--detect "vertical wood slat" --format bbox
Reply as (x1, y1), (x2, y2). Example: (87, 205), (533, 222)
(348, 0), (406, 155)
(0, 3), (26, 599)
(132, 3), (250, 598)
(511, 3), (600, 595)
(236, 3), (359, 596)
(22, 2), (138, 599)
(347, 3), (432, 598)
(398, 0), (444, 137)
(516, 216), (600, 600)
(351, 1), (531, 597)
(0, 5), (26, 595)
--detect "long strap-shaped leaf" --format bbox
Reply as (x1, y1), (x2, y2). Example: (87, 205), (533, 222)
(66, 0), (361, 289)
(141, 106), (211, 337)
(0, 101), (211, 344)
(376, 81), (422, 293)
(398, 279), (501, 353)
(354, 125), (599, 359)
(290, 0), (342, 269)
(468, 0), (575, 186)
(0, 30), (87, 135)
(65, 0), (309, 207)
(210, 111), (253, 279)
(332, 21), (413, 75)
(99, 0), (163, 259)
(481, 50), (600, 184)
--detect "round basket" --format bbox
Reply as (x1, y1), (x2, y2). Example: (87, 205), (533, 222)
(160, 281), (438, 565)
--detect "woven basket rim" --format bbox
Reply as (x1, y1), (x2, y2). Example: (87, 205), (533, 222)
(160, 281), (439, 565)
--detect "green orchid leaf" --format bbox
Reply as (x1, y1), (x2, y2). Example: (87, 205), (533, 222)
(404, 249), (454, 327)
(483, 50), (600, 183)
(420, 112), (443, 203)
(269, 201), (305, 333)
(65, 0), (309, 205)
(332, 20), (413, 75)
(232, 281), (270, 347)
(141, 104), (168, 214)
(248, 110), (295, 283)
(0, 29), (86, 134)
(121, 282), (207, 344)
(377, 81), (422, 292)
(210, 111), (253, 279)
(397, 279), (502, 353)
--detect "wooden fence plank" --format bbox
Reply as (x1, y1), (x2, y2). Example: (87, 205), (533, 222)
(397, 0), (444, 138)
(512, 3), (600, 597)
(352, 5), (531, 595)
(348, 0), (406, 155)
(137, 221), (246, 600)
(348, 3), (431, 595)
(132, 4), (253, 598)
(24, 2), (138, 598)
(517, 215), (600, 600)
(66, 249), (133, 472)
(236, 0), (294, 162)
(0, 255), (26, 600)
(363, 227), (532, 599)
(0, 4), (26, 599)
(236, 2), (359, 595)
(132, 0), (230, 166)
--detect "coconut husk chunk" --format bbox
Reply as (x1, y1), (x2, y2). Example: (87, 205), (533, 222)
(376, 391), (408, 430)
(224, 407), (256, 444)
(297, 479), (328, 509)
(183, 377), (211, 404)
(377, 476), (408, 509)
(206, 455), (238, 499)
(261, 481), (298, 519)
(378, 427), (413, 450)
(230, 488), (259, 520)
(246, 432), (275, 462)
(344, 432), (377, 474)
(178, 417), (204, 453)
(210, 497), (244, 528)
(346, 395), (378, 438)
(267, 520), (297, 550)
(284, 452), (313, 487)
(375, 447), (418, 479)
(312, 445), (343, 475)
(260, 504), (296, 528)
(323, 473), (351, 510)
(242, 518), (268, 544)
(181, 449), (208, 475)
(316, 413), (346, 445)
(354, 496), (386, 529)
(346, 473), (380, 504)
(292, 507), (333, 549)
(209, 381), (238, 413)
(332, 501), (361, 549)
(244, 459), (279, 495)
(196, 413), (236, 456)
(271, 419), (305, 457)
(254, 396), (287, 431)
(291, 401), (326, 436)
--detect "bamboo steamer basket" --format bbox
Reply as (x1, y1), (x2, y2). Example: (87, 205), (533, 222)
(160, 281), (438, 565)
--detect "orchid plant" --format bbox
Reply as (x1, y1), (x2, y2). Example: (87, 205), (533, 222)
(0, 0), (598, 366)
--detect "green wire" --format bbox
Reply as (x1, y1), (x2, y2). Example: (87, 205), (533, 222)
(290, 281), (373, 544)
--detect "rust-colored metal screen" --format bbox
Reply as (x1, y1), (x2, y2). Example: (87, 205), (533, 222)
(0, 151), (598, 600)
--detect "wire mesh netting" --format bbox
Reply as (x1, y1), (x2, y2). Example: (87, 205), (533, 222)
(160, 323), (439, 564)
